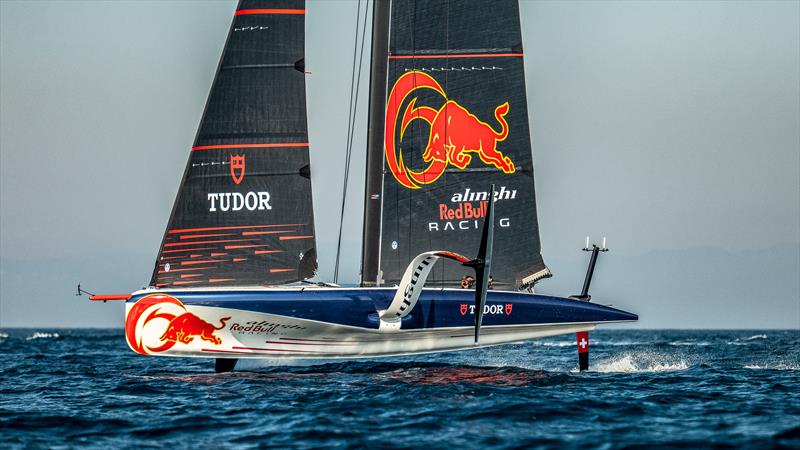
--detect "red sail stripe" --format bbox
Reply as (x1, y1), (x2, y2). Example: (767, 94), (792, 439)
(269, 268), (294, 273)
(157, 266), (214, 274)
(234, 9), (305, 16)
(172, 280), (203, 286)
(209, 278), (236, 283)
(233, 258), (247, 262)
(279, 235), (314, 241)
(210, 252), (228, 257)
(168, 224), (305, 234)
(241, 230), (293, 236)
(164, 239), (254, 247)
(191, 143), (309, 151)
(255, 250), (282, 255)
(189, 254), (202, 258)
(180, 274), (204, 279)
(224, 244), (271, 250)
(180, 260), (225, 266)
(388, 52), (524, 59)
(161, 247), (215, 254)
(179, 233), (237, 240)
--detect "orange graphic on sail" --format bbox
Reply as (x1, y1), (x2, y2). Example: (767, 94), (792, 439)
(384, 71), (515, 189)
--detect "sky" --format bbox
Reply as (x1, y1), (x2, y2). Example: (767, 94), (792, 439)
(0, 0), (798, 328)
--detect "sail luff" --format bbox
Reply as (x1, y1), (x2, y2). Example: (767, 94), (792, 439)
(360, 0), (392, 287)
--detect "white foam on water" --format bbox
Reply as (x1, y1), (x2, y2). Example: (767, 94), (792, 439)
(668, 341), (711, 346)
(533, 341), (574, 347)
(589, 353), (690, 373)
(0, 332), (8, 339)
(532, 340), (646, 348)
(728, 334), (770, 345)
(25, 332), (59, 341)
(743, 334), (768, 341)
(744, 364), (799, 371)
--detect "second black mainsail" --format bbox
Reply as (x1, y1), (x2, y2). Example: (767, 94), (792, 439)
(150, 0), (316, 288)
(362, 0), (550, 289)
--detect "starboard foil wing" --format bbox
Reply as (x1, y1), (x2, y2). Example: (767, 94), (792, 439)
(362, 0), (549, 290)
(150, 0), (317, 288)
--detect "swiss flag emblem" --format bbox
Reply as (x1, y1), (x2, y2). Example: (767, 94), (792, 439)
(460, 304), (468, 315)
(576, 331), (589, 353)
(230, 154), (245, 185)
(505, 303), (513, 316)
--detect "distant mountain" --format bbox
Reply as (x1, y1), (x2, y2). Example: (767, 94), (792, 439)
(1, 244), (798, 328)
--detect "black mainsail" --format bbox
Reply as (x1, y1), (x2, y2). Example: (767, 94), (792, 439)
(362, 0), (549, 289)
(150, 0), (316, 288)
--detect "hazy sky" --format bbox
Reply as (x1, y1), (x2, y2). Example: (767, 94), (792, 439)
(1, 0), (798, 328)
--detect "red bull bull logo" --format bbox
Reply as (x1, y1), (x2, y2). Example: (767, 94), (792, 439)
(159, 312), (229, 345)
(125, 294), (229, 355)
(385, 71), (515, 189)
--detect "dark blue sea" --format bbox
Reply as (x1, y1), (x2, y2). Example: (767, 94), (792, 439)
(1, 329), (798, 449)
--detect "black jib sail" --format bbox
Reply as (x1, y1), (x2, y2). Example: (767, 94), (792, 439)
(362, 0), (549, 289)
(150, 0), (316, 288)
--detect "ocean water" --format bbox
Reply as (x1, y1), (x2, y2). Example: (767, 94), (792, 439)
(1, 329), (798, 449)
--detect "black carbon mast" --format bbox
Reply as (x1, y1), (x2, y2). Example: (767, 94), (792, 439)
(360, 0), (391, 287)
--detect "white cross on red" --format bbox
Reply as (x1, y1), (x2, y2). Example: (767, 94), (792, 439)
(579, 338), (588, 349)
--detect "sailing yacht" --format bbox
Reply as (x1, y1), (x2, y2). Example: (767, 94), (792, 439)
(90, 0), (637, 372)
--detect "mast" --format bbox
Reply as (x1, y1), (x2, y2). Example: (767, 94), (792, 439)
(360, 0), (391, 287)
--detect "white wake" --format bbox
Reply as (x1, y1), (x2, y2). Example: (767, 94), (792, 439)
(26, 332), (60, 341)
(589, 353), (690, 373)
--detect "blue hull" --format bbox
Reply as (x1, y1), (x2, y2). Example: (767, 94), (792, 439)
(127, 288), (637, 330)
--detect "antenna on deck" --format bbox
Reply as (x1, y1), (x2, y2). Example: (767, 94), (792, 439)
(570, 236), (608, 302)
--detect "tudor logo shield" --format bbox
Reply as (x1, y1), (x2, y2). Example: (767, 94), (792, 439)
(230, 154), (245, 185)
(505, 303), (513, 316)
(460, 304), (468, 315)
